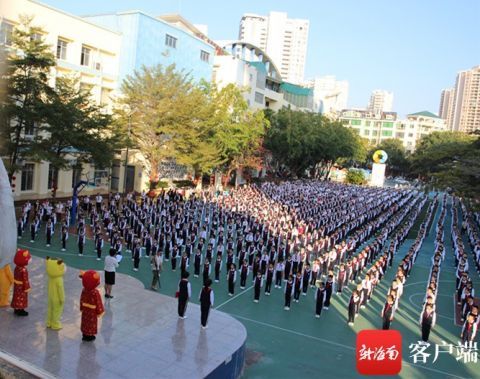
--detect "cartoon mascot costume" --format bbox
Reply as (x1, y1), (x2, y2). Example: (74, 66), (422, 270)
(0, 158), (17, 307)
(46, 257), (66, 329)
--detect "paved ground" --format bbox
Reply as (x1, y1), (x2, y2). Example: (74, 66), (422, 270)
(0, 258), (246, 379)
(12, 198), (480, 379)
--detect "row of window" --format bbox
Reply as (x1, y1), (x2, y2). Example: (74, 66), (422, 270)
(2, 22), (211, 66)
(19, 164), (107, 192)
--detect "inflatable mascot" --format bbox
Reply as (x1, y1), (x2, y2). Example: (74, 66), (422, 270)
(46, 257), (66, 329)
(0, 158), (17, 307)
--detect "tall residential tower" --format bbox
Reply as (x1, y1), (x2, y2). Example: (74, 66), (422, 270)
(239, 12), (309, 85)
(367, 90), (394, 114)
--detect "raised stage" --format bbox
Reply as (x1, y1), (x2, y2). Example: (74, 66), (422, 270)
(0, 257), (246, 379)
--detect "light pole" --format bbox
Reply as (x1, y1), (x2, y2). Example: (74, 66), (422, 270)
(123, 109), (135, 194)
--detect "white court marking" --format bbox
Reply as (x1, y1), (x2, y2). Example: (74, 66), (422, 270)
(229, 313), (470, 379)
(408, 293), (455, 321)
(18, 243), (100, 260)
(215, 285), (254, 309)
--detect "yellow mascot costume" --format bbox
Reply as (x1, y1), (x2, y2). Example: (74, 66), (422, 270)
(0, 158), (16, 307)
(46, 257), (66, 329)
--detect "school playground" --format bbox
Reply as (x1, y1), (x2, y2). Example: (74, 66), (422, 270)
(17, 198), (479, 379)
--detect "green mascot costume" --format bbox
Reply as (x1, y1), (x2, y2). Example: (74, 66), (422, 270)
(46, 257), (66, 329)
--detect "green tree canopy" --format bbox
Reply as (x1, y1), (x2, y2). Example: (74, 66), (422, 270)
(264, 109), (363, 178)
(345, 168), (366, 185)
(410, 131), (479, 199)
(0, 15), (55, 178)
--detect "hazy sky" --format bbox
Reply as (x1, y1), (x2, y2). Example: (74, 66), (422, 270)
(41, 0), (480, 117)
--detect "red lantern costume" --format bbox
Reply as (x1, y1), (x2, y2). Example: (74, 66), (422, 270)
(11, 249), (31, 316)
(79, 270), (104, 341)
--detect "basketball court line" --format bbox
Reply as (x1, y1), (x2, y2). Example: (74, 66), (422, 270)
(215, 285), (254, 309)
(229, 313), (470, 379)
(408, 293), (455, 321)
(18, 243), (99, 260)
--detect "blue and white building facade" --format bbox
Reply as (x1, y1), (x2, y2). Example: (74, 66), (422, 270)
(85, 12), (215, 84)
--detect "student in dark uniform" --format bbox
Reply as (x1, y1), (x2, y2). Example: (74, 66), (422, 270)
(284, 275), (294, 310)
(61, 223), (68, 251)
(202, 259), (211, 285)
(381, 295), (395, 330)
(30, 220), (37, 242)
(214, 255), (222, 283)
(78, 228), (86, 256)
(314, 281), (325, 318)
(293, 272), (302, 303)
(419, 304), (436, 342)
(348, 290), (360, 325)
(240, 260), (249, 289)
(17, 218), (23, 239)
(461, 314), (477, 343)
(302, 264), (311, 296)
(96, 235), (104, 261)
(227, 263), (237, 296)
(177, 271), (191, 319)
(171, 244), (179, 271)
(252, 256), (260, 282)
(324, 274), (335, 310)
(336, 264), (347, 294)
(133, 241), (141, 271)
(265, 263), (274, 295)
(253, 271), (263, 303)
(180, 252), (189, 275)
(199, 278), (214, 329)
(45, 219), (53, 247)
(193, 249), (202, 277)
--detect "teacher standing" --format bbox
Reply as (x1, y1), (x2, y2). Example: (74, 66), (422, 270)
(104, 248), (119, 299)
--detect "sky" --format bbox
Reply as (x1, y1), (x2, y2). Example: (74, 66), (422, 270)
(40, 0), (480, 117)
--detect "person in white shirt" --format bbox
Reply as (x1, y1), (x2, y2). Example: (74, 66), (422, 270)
(104, 248), (119, 299)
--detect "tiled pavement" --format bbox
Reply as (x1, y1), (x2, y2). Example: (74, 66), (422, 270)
(0, 258), (246, 379)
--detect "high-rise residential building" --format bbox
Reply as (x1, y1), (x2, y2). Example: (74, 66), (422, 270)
(239, 12), (309, 85)
(447, 66), (480, 133)
(439, 88), (455, 123)
(306, 76), (349, 115)
(367, 90), (394, 114)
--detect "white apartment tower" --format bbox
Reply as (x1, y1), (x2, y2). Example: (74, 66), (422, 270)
(448, 66), (480, 133)
(439, 88), (455, 121)
(307, 76), (349, 114)
(239, 12), (309, 84)
(368, 90), (394, 114)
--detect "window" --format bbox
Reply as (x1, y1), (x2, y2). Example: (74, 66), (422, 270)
(48, 165), (58, 190)
(80, 46), (91, 66)
(351, 119), (361, 126)
(363, 129), (370, 136)
(57, 39), (68, 60)
(21, 163), (34, 191)
(383, 122), (394, 128)
(200, 50), (210, 62)
(254, 92), (264, 104)
(408, 133), (414, 138)
(372, 130), (378, 136)
(396, 132), (405, 139)
(365, 121), (371, 126)
(30, 33), (42, 42)
(382, 130), (393, 137)
(24, 121), (36, 137)
(0, 22), (14, 46)
(165, 34), (177, 48)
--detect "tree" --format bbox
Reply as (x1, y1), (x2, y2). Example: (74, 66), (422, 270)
(264, 109), (363, 178)
(204, 83), (268, 186)
(28, 77), (118, 197)
(410, 131), (479, 199)
(117, 64), (204, 186)
(345, 168), (366, 185)
(0, 16), (55, 179)
(369, 138), (409, 176)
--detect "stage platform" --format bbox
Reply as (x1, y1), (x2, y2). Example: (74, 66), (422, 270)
(0, 257), (246, 379)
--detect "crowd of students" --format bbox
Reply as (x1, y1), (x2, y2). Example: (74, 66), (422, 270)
(14, 182), (479, 340)
(452, 198), (478, 343)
